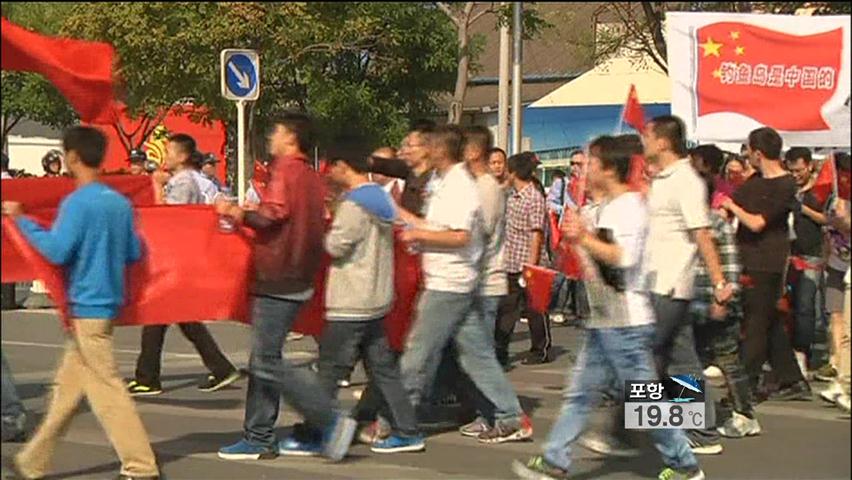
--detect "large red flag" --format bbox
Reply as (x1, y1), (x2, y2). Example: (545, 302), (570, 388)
(695, 21), (842, 132)
(622, 84), (646, 132)
(811, 155), (835, 206)
(3, 206), (254, 330)
(1, 17), (118, 125)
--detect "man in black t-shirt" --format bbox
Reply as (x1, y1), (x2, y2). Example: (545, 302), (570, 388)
(721, 127), (810, 400)
(784, 147), (828, 376)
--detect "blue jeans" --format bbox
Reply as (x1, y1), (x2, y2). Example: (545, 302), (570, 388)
(457, 295), (504, 422)
(243, 295), (337, 448)
(400, 290), (522, 422)
(1, 350), (25, 435)
(318, 319), (419, 437)
(789, 257), (824, 356)
(543, 325), (698, 472)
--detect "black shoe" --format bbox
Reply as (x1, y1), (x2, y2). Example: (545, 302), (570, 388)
(767, 381), (812, 401)
(115, 475), (159, 480)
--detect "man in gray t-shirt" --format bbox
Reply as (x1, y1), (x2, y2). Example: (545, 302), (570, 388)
(129, 134), (240, 397)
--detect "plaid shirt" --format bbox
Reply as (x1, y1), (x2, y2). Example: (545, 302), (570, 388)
(689, 212), (742, 324)
(504, 183), (546, 274)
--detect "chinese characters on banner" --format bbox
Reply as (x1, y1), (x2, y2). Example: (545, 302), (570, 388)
(667, 12), (850, 147)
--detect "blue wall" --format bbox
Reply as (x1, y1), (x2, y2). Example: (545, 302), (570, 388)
(522, 103), (671, 151)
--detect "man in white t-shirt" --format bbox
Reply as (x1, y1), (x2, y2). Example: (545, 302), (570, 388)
(397, 125), (530, 444)
(513, 135), (702, 480)
(641, 116), (729, 454)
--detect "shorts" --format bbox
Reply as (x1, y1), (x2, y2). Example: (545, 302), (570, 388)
(826, 267), (847, 314)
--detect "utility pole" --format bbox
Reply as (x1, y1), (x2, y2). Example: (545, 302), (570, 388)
(497, 2), (510, 152)
(510, 2), (523, 155)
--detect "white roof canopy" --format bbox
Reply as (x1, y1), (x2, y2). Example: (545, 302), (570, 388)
(530, 55), (670, 108)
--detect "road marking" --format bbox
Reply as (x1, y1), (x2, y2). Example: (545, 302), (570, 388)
(2, 340), (201, 358)
(2, 340), (316, 362)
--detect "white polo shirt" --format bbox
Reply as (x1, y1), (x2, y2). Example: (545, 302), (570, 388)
(643, 159), (710, 300)
(421, 162), (484, 294)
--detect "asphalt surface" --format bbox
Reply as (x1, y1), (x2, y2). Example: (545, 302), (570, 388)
(1, 308), (850, 480)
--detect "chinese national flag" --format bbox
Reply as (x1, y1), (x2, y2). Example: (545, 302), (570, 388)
(522, 264), (557, 314)
(811, 156), (835, 206)
(696, 21), (842, 131)
(622, 84), (646, 132)
(1, 17), (118, 125)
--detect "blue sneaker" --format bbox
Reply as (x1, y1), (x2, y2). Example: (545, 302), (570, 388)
(322, 413), (358, 462)
(218, 439), (277, 460)
(278, 435), (322, 457)
(371, 434), (426, 454)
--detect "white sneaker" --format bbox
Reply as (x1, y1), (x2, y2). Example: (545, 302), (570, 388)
(836, 394), (850, 414)
(717, 411), (761, 438)
(795, 351), (809, 379)
(703, 365), (724, 379)
(820, 381), (845, 404)
(286, 332), (305, 341)
(551, 313), (565, 325)
(520, 317), (529, 324)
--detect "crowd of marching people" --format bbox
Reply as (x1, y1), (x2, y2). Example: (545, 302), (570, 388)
(1, 111), (850, 480)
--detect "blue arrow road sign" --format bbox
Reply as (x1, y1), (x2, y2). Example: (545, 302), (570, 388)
(221, 50), (259, 100)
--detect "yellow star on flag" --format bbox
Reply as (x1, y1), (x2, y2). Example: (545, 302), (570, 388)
(736, 46), (745, 56)
(712, 69), (722, 79)
(730, 31), (740, 40)
(700, 37), (723, 57)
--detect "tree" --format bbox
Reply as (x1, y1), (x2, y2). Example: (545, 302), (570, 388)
(436, 2), (550, 124)
(0, 3), (79, 148)
(587, 2), (852, 74)
(59, 2), (457, 166)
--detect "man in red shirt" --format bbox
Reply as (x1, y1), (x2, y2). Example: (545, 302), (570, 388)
(216, 113), (357, 462)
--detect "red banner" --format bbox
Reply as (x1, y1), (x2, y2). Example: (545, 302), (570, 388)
(696, 21), (842, 131)
(1, 177), (421, 349)
(3, 206), (254, 330)
(1, 175), (155, 282)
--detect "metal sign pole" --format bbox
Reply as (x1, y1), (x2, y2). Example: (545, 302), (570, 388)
(236, 99), (246, 206)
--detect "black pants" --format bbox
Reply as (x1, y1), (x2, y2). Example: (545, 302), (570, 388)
(135, 323), (235, 387)
(650, 294), (718, 441)
(694, 319), (755, 418)
(741, 271), (804, 388)
(495, 272), (551, 366)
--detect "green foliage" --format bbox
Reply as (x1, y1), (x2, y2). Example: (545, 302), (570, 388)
(58, 2), (457, 151)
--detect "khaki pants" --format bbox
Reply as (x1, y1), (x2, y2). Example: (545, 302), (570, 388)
(840, 282), (851, 396)
(15, 319), (158, 478)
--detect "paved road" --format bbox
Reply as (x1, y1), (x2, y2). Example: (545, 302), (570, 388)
(2, 309), (850, 479)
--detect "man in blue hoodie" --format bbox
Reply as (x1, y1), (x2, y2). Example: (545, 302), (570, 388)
(3, 126), (159, 480)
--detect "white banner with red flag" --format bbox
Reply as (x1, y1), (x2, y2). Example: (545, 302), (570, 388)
(667, 12), (851, 147)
